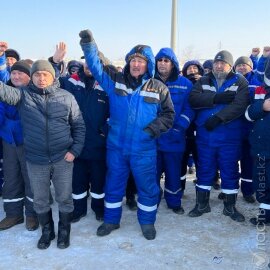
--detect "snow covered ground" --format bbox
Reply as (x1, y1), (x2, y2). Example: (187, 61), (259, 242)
(0, 175), (269, 270)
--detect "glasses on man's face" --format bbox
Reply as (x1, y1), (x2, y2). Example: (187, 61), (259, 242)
(158, 58), (170, 63)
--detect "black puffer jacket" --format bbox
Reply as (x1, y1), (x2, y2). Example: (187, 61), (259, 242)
(0, 80), (85, 164)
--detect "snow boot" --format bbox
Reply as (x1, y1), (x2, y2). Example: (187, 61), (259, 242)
(243, 194), (256, 204)
(188, 190), (211, 217)
(71, 211), (86, 223)
(223, 194), (245, 222)
(26, 216), (39, 231)
(172, 206), (185, 215)
(0, 216), (24, 231)
(218, 192), (225, 200)
(250, 208), (270, 226)
(37, 209), (55, 249)
(57, 212), (72, 249)
(95, 212), (104, 222)
(141, 224), (156, 240)
(96, 223), (120, 236)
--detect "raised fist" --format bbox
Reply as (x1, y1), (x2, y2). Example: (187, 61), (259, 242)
(0, 41), (8, 55)
(251, 47), (260, 57)
(79, 29), (94, 44)
(263, 46), (270, 58)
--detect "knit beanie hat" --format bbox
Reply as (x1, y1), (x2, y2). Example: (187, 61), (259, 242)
(234, 56), (253, 69)
(30, 60), (55, 78)
(11, 60), (31, 77)
(5, 49), (20, 61)
(214, 50), (233, 67)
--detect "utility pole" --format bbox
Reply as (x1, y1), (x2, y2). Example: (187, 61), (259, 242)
(171, 0), (178, 53)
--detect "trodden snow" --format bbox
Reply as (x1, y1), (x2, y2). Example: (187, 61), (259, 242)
(0, 175), (269, 270)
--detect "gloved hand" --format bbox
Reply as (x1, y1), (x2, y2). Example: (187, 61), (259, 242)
(79, 29), (94, 45)
(204, 115), (222, 131)
(214, 91), (236, 104)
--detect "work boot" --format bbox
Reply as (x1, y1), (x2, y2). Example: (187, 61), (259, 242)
(0, 216), (24, 231)
(126, 196), (137, 211)
(250, 208), (270, 226)
(96, 223), (120, 237)
(26, 216), (39, 231)
(95, 212), (104, 222)
(243, 195), (256, 204)
(218, 192), (225, 200)
(37, 209), (55, 249)
(57, 212), (72, 249)
(172, 206), (185, 215)
(141, 224), (156, 240)
(188, 190), (211, 217)
(223, 194), (245, 222)
(71, 212), (86, 223)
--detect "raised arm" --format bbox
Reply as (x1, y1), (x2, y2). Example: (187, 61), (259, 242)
(0, 42), (10, 83)
(0, 81), (22, 105)
(79, 29), (116, 95)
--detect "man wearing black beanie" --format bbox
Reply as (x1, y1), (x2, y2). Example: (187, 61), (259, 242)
(5, 48), (20, 68)
(0, 59), (40, 232)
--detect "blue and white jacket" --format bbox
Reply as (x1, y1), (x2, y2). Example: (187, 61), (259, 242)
(155, 47), (194, 152)
(0, 55), (23, 146)
(189, 71), (249, 145)
(81, 42), (175, 156)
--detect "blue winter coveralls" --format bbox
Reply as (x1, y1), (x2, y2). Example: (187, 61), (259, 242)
(81, 42), (175, 225)
(189, 71), (249, 194)
(155, 48), (194, 209)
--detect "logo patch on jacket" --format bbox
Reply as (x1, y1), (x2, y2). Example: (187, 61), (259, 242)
(254, 86), (267, 100)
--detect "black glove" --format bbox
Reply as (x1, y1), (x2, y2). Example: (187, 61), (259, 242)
(204, 115), (222, 131)
(79, 29), (94, 45)
(214, 92), (236, 104)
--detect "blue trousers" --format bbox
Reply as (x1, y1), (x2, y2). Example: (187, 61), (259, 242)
(240, 138), (254, 196)
(72, 158), (106, 216)
(104, 149), (159, 225)
(196, 142), (241, 193)
(253, 156), (270, 207)
(157, 151), (183, 208)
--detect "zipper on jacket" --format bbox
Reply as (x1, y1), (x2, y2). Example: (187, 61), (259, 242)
(44, 91), (52, 163)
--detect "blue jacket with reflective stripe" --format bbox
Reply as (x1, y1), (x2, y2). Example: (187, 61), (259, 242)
(59, 75), (109, 160)
(189, 71), (249, 145)
(0, 55), (23, 146)
(155, 47), (194, 152)
(246, 86), (270, 158)
(81, 42), (175, 156)
(241, 71), (262, 137)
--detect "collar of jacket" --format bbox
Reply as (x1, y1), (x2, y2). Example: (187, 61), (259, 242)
(154, 67), (179, 83)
